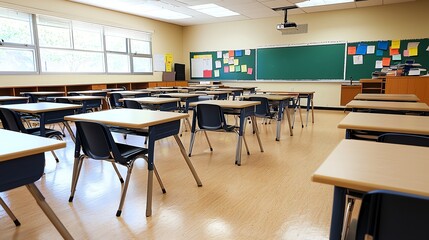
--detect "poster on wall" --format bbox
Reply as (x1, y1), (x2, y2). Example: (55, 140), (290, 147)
(191, 55), (213, 78)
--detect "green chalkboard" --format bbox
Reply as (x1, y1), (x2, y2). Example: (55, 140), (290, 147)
(190, 49), (255, 80)
(256, 43), (346, 80)
(346, 39), (429, 81)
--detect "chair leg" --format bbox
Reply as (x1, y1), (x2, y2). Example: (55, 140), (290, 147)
(242, 135), (250, 155)
(188, 132), (196, 157)
(116, 163), (134, 217)
(50, 150), (60, 163)
(153, 165), (166, 194)
(49, 135), (63, 163)
(0, 197), (21, 226)
(203, 131), (213, 151)
(111, 162), (124, 183)
(69, 155), (85, 202)
(341, 195), (357, 240)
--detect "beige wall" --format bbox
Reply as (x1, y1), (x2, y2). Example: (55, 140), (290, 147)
(0, 0), (183, 86)
(183, 0), (429, 106)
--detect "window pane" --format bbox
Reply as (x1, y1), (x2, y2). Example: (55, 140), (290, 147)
(0, 8), (33, 45)
(130, 39), (151, 55)
(107, 53), (130, 73)
(40, 49), (104, 72)
(105, 35), (127, 52)
(73, 21), (103, 51)
(0, 48), (36, 72)
(37, 16), (71, 48)
(133, 57), (152, 73)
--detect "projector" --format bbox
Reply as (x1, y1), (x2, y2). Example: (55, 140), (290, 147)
(277, 22), (297, 29)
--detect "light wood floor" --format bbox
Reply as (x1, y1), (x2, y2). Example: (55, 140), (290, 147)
(1, 110), (348, 239)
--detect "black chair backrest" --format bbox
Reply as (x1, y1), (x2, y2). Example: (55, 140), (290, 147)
(196, 104), (226, 131)
(92, 92), (107, 97)
(55, 98), (71, 104)
(123, 100), (142, 109)
(0, 108), (27, 133)
(356, 190), (429, 240)
(248, 97), (271, 117)
(109, 93), (123, 108)
(377, 133), (429, 147)
(75, 121), (125, 164)
(22, 93), (38, 103)
(68, 92), (81, 96)
(216, 93), (228, 100)
(158, 96), (178, 111)
(134, 92), (150, 98)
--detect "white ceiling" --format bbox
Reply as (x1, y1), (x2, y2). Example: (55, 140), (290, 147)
(69, 0), (416, 26)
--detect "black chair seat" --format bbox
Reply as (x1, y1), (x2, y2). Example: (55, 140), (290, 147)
(26, 128), (63, 138)
(117, 143), (148, 160)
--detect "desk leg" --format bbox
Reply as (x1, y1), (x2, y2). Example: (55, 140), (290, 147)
(251, 116), (264, 152)
(276, 101), (284, 141)
(285, 103), (293, 136)
(146, 169), (153, 217)
(311, 95), (314, 124)
(26, 183), (74, 240)
(173, 135), (202, 187)
(235, 109), (247, 166)
(63, 121), (76, 143)
(330, 186), (346, 240)
(40, 113), (46, 137)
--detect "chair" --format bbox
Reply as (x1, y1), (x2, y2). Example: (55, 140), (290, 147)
(188, 104), (249, 157)
(0, 108), (63, 162)
(69, 121), (165, 216)
(109, 93), (124, 109)
(377, 133), (429, 147)
(22, 93), (38, 103)
(248, 96), (276, 125)
(355, 190), (429, 240)
(158, 95), (179, 112)
(216, 93), (228, 100)
(123, 99), (143, 109)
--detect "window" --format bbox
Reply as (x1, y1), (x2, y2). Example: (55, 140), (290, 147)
(0, 7), (36, 73)
(0, 7), (153, 75)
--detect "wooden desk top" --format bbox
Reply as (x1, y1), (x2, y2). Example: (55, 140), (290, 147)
(107, 91), (148, 96)
(64, 109), (188, 129)
(145, 88), (183, 93)
(189, 100), (260, 108)
(224, 86), (257, 90)
(346, 100), (429, 112)
(0, 102), (81, 114)
(354, 94), (420, 102)
(21, 91), (65, 95)
(0, 129), (66, 162)
(0, 96), (29, 101)
(212, 88), (243, 92)
(195, 91), (230, 95)
(257, 90), (315, 96)
(242, 94), (295, 101)
(68, 90), (108, 95)
(160, 93), (202, 98)
(55, 96), (104, 101)
(338, 112), (429, 135)
(312, 140), (429, 197)
(120, 97), (181, 104)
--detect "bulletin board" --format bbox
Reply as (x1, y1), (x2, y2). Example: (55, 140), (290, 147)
(345, 38), (429, 81)
(190, 49), (256, 80)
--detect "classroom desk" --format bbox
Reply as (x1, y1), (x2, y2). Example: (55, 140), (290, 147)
(194, 90), (230, 100)
(189, 100), (263, 165)
(338, 112), (429, 139)
(312, 139), (429, 240)
(53, 96), (105, 112)
(120, 97), (181, 111)
(257, 90), (315, 126)
(242, 94), (298, 140)
(345, 100), (429, 114)
(64, 109), (202, 217)
(0, 129), (73, 239)
(176, 86), (208, 91)
(354, 93), (420, 102)
(107, 90), (150, 97)
(157, 93), (202, 112)
(0, 96), (29, 105)
(21, 91), (65, 102)
(144, 88), (184, 94)
(67, 90), (108, 95)
(0, 102), (81, 139)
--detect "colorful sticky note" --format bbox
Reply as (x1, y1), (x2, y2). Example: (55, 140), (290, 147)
(215, 60), (221, 69)
(378, 41), (388, 50)
(245, 49), (251, 55)
(214, 69), (220, 78)
(392, 54), (402, 61)
(235, 50), (243, 57)
(356, 44), (367, 55)
(217, 51), (222, 59)
(390, 47), (399, 56)
(229, 50), (234, 57)
(234, 59), (239, 66)
(391, 40), (401, 49)
(367, 45), (376, 54)
(409, 47), (418, 56)
(228, 57), (234, 65)
(347, 46), (356, 55)
(223, 58), (229, 64)
(241, 65), (247, 73)
(203, 70), (212, 78)
(229, 65), (235, 72)
(376, 49), (384, 57)
(375, 60), (383, 69)
(353, 55), (363, 65)
(247, 67), (253, 75)
(403, 50), (410, 57)
(224, 66), (229, 73)
(382, 57), (391, 67)
(223, 52), (229, 58)
(408, 42), (420, 49)
(235, 65), (241, 72)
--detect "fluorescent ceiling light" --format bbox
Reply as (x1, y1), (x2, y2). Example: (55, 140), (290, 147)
(296, 0), (354, 8)
(189, 4), (239, 18)
(146, 9), (191, 20)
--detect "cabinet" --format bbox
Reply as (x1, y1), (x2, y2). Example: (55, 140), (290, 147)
(340, 85), (361, 106)
(360, 78), (385, 94)
(385, 76), (429, 104)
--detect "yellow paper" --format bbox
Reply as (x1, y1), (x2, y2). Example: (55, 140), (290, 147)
(391, 40), (400, 49)
(165, 53), (173, 72)
(214, 69), (220, 78)
(241, 65), (247, 73)
(223, 58), (229, 64)
(194, 54), (212, 59)
(229, 65), (235, 72)
(409, 47), (418, 56)
(234, 59), (239, 66)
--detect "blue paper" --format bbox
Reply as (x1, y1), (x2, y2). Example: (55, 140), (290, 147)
(378, 41), (388, 50)
(235, 50), (243, 57)
(356, 44), (367, 55)
(376, 49), (384, 56)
